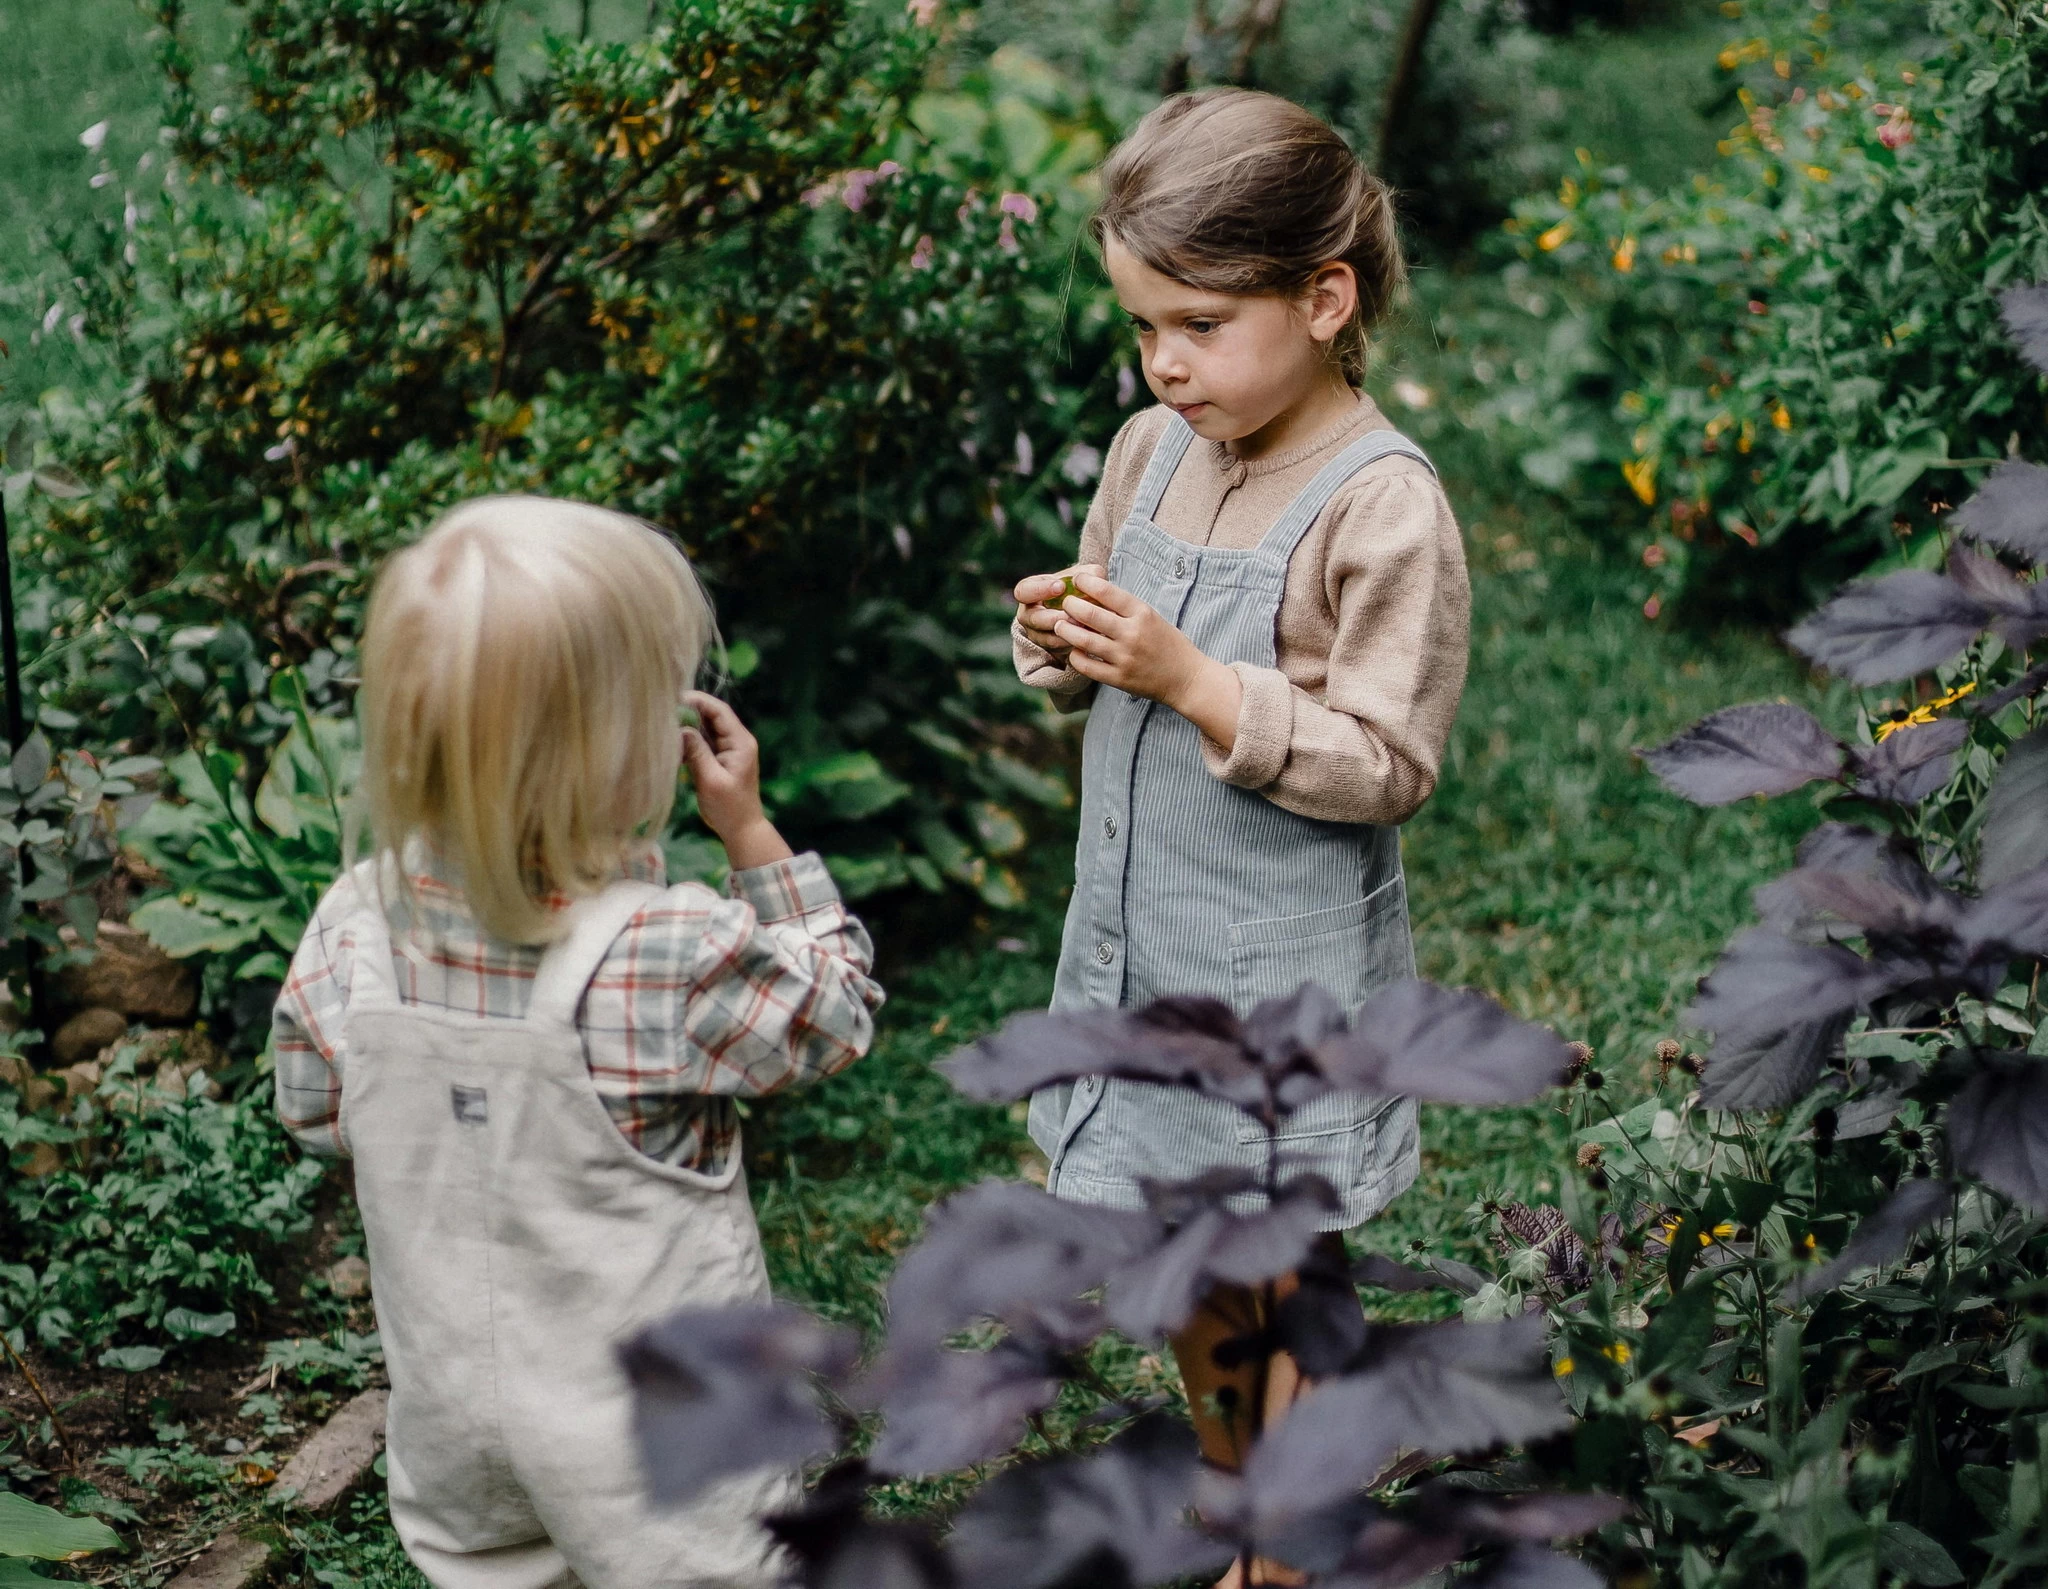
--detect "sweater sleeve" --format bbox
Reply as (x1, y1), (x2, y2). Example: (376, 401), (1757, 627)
(1200, 468), (1470, 825)
(1012, 407), (1172, 712)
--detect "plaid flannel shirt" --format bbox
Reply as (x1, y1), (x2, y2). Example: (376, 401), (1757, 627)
(272, 845), (882, 1173)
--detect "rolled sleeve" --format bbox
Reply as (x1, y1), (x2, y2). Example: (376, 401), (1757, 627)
(728, 851), (845, 923)
(1201, 662), (1294, 790)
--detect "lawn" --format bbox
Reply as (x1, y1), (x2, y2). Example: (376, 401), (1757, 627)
(0, 2), (1840, 1583)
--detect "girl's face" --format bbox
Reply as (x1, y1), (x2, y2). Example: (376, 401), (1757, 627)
(1104, 238), (1358, 457)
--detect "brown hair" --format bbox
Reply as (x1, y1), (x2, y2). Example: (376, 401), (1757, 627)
(1091, 89), (1405, 382)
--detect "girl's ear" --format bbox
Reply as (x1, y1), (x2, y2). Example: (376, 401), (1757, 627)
(1303, 262), (1360, 345)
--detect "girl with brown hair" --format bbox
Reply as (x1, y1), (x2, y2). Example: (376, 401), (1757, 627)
(1012, 89), (1471, 1583)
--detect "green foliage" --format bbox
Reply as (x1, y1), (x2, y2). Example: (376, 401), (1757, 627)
(19, 0), (1122, 909)
(0, 1056), (326, 1356)
(0, 1490), (119, 1580)
(1486, 0), (2048, 616)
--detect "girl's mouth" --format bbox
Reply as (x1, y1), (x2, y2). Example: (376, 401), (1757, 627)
(1171, 401), (1210, 419)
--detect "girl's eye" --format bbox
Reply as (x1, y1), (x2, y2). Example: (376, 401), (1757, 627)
(1187, 319), (1220, 335)
(1126, 316), (1153, 335)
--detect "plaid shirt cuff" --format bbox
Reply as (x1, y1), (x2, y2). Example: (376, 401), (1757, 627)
(728, 851), (843, 923)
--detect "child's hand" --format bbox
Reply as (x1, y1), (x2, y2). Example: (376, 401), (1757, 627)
(1013, 563), (1106, 664)
(682, 692), (794, 871)
(1052, 573), (1245, 749)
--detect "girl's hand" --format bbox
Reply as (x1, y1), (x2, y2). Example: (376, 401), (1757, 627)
(1013, 563), (1107, 664)
(1053, 573), (1245, 749)
(682, 692), (794, 871)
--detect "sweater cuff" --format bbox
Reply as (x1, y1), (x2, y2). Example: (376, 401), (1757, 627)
(1202, 663), (1293, 790)
(728, 851), (842, 923)
(1013, 616), (1089, 698)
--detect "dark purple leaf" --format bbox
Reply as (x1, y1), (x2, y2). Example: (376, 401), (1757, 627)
(946, 1416), (1235, 1589)
(1946, 542), (2035, 607)
(1448, 1491), (1631, 1543)
(1242, 983), (1350, 1067)
(1949, 458), (2048, 565)
(1852, 719), (1971, 804)
(1786, 571), (1990, 685)
(623, 1304), (858, 1506)
(1961, 864), (2048, 959)
(877, 1179), (1158, 1355)
(2000, 283), (2048, 375)
(866, 1339), (1064, 1477)
(1243, 1316), (1567, 1521)
(767, 1467), (955, 1589)
(1107, 1175), (1338, 1341)
(1467, 1545), (1605, 1589)
(937, 1004), (1266, 1111)
(1783, 1178), (1952, 1304)
(1316, 1519), (1466, 1589)
(1690, 929), (1885, 1043)
(1982, 727), (2048, 885)
(1947, 1055), (2048, 1211)
(1275, 1262), (1372, 1379)
(1971, 661), (2048, 718)
(1314, 981), (1574, 1106)
(1640, 704), (1845, 805)
(1697, 1015), (1847, 1112)
(1275, 1487), (1624, 1589)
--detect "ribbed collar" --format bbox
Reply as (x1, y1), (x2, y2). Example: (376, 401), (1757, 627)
(1202, 392), (1392, 482)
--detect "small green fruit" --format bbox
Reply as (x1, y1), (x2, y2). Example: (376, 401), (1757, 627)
(1043, 575), (1081, 611)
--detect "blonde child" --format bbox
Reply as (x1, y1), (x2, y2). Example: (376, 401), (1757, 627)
(1012, 89), (1470, 1578)
(273, 497), (883, 1589)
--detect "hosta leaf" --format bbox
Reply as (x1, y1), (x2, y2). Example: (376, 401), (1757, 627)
(1786, 570), (1989, 685)
(163, 1307), (236, 1339)
(0, 1561), (55, 1587)
(1951, 461), (2048, 563)
(97, 1346), (164, 1373)
(1640, 703), (1844, 805)
(1981, 727), (2048, 885)
(1243, 1316), (1567, 1521)
(1700, 1017), (1848, 1110)
(2000, 283), (2048, 374)
(1783, 1178), (1952, 1304)
(622, 1304), (858, 1505)
(0, 1494), (119, 1561)
(947, 1417), (1233, 1589)
(1947, 1055), (2048, 1211)
(1851, 719), (1970, 804)
(1314, 981), (1574, 1106)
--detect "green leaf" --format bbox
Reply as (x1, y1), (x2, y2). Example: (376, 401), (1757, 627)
(163, 1308), (236, 1339)
(128, 897), (263, 959)
(1876, 1520), (1962, 1585)
(0, 1492), (121, 1560)
(29, 466), (87, 500)
(1, 416), (30, 472)
(0, 1558), (54, 1585)
(97, 1346), (164, 1374)
(9, 735), (49, 796)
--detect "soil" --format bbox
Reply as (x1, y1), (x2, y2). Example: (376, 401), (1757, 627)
(3, 1172), (385, 1581)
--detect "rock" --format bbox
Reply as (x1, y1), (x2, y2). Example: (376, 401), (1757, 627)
(325, 1256), (372, 1299)
(164, 1528), (273, 1589)
(0, 1053), (28, 1091)
(135, 1026), (226, 1078)
(17, 1142), (63, 1178)
(56, 922), (199, 1024)
(18, 1075), (59, 1114)
(274, 1388), (388, 1511)
(53, 1006), (128, 1066)
(55, 1060), (102, 1101)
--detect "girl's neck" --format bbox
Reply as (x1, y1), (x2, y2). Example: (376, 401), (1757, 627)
(1225, 375), (1360, 463)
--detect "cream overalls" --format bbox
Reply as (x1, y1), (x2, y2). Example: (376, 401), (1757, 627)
(1030, 417), (1428, 1229)
(333, 863), (792, 1589)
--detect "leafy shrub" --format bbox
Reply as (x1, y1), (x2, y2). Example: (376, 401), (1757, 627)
(0, 1055), (325, 1356)
(1489, 0), (2048, 615)
(625, 979), (1629, 1588)
(18, 0), (1125, 912)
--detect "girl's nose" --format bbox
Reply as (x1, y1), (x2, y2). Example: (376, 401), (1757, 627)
(1148, 338), (1187, 387)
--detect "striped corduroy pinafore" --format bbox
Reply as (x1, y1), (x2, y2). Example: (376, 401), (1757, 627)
(1030, 416), (1429, 1230)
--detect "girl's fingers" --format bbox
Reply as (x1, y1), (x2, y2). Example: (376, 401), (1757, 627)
(686, 691), (751, 750)
(1057, 595), (1126, 637)
(1071, 573), (1137, 615)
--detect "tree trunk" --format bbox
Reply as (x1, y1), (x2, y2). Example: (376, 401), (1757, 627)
(1158, 0), (1287, 96)
(1377, 0), (1446, 168)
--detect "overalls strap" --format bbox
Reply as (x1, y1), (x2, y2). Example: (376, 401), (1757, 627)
(1256, 429), (1435, 565)
(525, 880), (667, 1026)
(1131, 416), (1198, 522)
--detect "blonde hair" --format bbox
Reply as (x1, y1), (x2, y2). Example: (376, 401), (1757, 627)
(1091, 89), (1406, 383)
(359, 495), (715, 945)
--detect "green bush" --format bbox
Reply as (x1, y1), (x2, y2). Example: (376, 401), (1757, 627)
(18, 0), (1126, 913)
(1485, 0), (2048, 616)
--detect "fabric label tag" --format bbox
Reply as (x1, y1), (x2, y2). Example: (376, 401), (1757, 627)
(450, 1085), (489, 1126)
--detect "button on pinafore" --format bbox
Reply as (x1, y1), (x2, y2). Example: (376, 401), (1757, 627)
(333, 861), (792, 1589)
(1030, 418), (1430, 1229)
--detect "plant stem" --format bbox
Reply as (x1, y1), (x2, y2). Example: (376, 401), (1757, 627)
(0, 488), (52, 1058)
(1, 1329), (80, 1471)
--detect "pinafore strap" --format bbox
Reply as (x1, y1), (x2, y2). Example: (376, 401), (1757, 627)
(1255, 428), (1435, 565)
(1130, 417), (1198, 523)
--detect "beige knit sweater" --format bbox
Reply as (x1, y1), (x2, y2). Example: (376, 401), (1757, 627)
(1013, 395), (1470, 825)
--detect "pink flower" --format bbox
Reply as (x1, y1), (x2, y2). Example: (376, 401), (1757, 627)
(1877, 109), (1914, 150)
(801, 179), (837, 209)
(998, 191), (1038, 224)
(842, 170), (879, 212)
(909, 233), (935, 269)
(998, 216), (1018, 253)
(877, 161), (903, 178)
(906, 0), (939, 23)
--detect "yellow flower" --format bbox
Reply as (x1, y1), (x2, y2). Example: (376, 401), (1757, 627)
(1771, 403), (1793, 430)
(1559, 177), (1581, 206)
(1537, 221), (1574, 252)
(1622, 456), (1658, 506)
(1874, 682), (1978, 742)
(1700, 1222), (1736, 1247)
(1612, 236), (1638, 273)
(1555, 1356), (1576, 1376)
(1602, 1341), (1633, 1364)
(1804, 164), (1833, 182)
